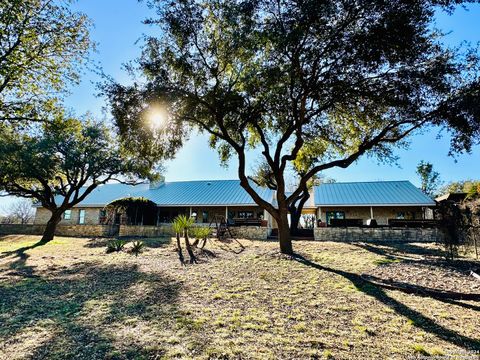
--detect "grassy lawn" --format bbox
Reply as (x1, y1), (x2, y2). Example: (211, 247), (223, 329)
(0, 235), (479, 359)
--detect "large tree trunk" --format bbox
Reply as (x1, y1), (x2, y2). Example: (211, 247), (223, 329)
(289, 190), (310, 236)
(40, 210), (62, 244)
(290, 209), (301, 236)
(277, 209), (293, 255)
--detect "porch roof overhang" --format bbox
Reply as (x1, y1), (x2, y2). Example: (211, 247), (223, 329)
(316, 203), (434, 207)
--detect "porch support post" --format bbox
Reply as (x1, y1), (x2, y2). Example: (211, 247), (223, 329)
(225, 206), (228, 220)
(189, 207), (192, 217)
(370, 206), (374, 219)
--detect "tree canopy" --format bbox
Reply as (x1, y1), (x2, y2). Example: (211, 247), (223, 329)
(441, 180), (480, 198)
(106, 0), (480, 254)
(0, 0), (92, 124)
(0, 117), (155, 242)
(416, 161), (442, 198)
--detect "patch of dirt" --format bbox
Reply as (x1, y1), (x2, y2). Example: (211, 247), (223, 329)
(365, 260), (480, 294)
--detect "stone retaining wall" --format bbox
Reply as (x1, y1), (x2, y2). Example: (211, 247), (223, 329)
(0, 223), (444, 242)
(229, 226), (269, 240)
(0, 224), (45, 235)
(0, 224), (116, 237)
(56, 225), (116, 237)
(119, 225), (174, 238)
(314, 227), (445, 242)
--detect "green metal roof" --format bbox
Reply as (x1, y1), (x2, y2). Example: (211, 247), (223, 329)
(45, 179), (434, 208)
(313, 181), (435, 206)
(53, 180), (272, 207)
(134, 180), (272, 206)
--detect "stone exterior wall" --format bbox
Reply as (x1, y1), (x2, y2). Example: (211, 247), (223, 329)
(314, 227), (445, 243)
(229, 226), (269, 240)
(318, 206), (425, 225)
(34, 207), (102, 225)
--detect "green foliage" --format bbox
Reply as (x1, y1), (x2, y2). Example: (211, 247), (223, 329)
(173, 215), (195, 233)
(190, 227), (211, 240)
(0, 117), (152, 202)
(105, 197), (158, 225)
(172, 219), (184, 236)
(0, 116), (155, 242)
(440, 180), (480, 199)
(106, 0), (480, 253)
(106, 239), (126, 253)
(129, 241), (145, 257)
(0, 0), (93, 124)
(416, 161), (441, 198)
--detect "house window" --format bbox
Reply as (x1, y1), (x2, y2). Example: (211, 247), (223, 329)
(326, 211), (345, 225)
(99, 209), (107, 224)
(238, 211), (254, 219)
(202, 211), (208, 223)
(397, 211), (414, 220)
(64, 210), (72, 220)
(78, 209), (86, 224)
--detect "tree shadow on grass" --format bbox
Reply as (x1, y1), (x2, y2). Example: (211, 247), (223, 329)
(353, 242), (448, 260)
(83, 236), (172, 249)
(292, 253), (480, 351)
(0, 238), (51, 276)
(0, 262), (182, 359)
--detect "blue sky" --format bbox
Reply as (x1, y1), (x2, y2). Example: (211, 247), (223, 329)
(1, 1), (480, 212)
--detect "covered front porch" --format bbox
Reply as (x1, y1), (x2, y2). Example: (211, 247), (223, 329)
(157, 205), (268, 227)
(104, 199), (269, 228)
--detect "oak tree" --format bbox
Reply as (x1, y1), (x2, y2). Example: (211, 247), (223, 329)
(0, 0), (92, 124)
(106, 0), (480, 254)
(0, 117), (154, 243)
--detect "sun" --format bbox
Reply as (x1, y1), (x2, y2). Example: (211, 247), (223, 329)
(147, 106), (168, 129)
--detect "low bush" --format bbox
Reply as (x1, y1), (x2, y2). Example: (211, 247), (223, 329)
(106, 239), (126, 253)
(129, 241), (145, 257)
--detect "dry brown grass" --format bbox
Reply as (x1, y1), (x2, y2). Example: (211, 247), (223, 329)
(0, 235), (479, 359)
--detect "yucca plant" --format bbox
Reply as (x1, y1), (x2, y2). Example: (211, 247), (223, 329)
(130, 241), (144, 257)
(172, 218), (185, 264)
(195, 226), (211, 249)
(106, 239), (126, 253)
(174, 214), (197, 264)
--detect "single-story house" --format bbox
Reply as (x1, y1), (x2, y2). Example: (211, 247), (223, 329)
(314, 181), (435, 226)
(33, 179), (435, 228)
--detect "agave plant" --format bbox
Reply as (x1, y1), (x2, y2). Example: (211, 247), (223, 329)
(106, 239), (126, 253)
(129, 241), (144, 257)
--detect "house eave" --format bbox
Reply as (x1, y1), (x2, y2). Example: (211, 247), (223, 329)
(314, 203), (435, 207)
